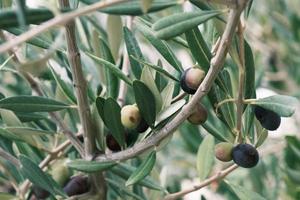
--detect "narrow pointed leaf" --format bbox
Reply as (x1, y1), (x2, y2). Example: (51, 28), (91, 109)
(152, 10), (222, 40)
(250, 95), (298, 117)
(131, 56), (179, 81)
(196, 135), (215, 180)
(104, 98), (125, 146)
(226, 181), (266, 200)
(0, 96), (70, 112)
(111, 163), (163, 190)
(86, 52), (133, 85)
(50, 67), (77, 104)
(124, 27), (144, 79)
(136, 20), (183, 72)
(67, 159), (116, 173)
(19, 155), (67, 198)
(126, 151), (156, 186)
(185, 27), (211, 71)
(133, 80), (156, 127)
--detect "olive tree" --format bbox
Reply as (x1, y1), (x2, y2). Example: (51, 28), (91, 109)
(0, 0), (299, 199)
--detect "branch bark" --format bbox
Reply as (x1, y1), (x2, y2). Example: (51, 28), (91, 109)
(58, 0), (106, 197)
(164, 164), (238, 200)
(94, 0), (249, 163)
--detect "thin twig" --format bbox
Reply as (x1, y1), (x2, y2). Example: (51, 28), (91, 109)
(58, 0), (106, 196)
(164, 164), (238, 200)
(235, 20), (246, 143)
(0, 0), (129, 54)
(94, 0), (250, 163)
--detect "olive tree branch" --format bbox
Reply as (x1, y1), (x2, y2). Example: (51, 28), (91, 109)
(94, 0), (250, 163)
(235, 20), (246, 143)
(58, 0), (106, 197)
(164, 164), (238, 200)
(0, 0), (129, 54)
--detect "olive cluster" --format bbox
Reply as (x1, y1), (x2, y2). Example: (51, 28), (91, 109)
(215, 142), (259, 168)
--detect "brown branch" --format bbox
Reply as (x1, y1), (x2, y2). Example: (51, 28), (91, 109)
(164, 164), (238, 200)
(58, 0), (106, 197)
(0, 0), (129, 54)
(94, 0), (250, 163)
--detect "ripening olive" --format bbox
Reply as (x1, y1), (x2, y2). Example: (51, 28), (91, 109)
(121, 105), (142, 129)
(215, 142), (233, 162)
(180, 67), (205, 94)
(254, 106), (281, 131)
(63, 175), (89, 197)
(187, 103), (208, 124)
(232, 143), (259, 168)
(136, 117), (149, 133)
(106, 134), (122, 152)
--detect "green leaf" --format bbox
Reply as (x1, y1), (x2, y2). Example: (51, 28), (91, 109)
(0, 96), (70, 112)
(106, 178), (145, 200)
(133, 80), (156, 127)
(250, 95), (298, 117)
(96, 96), (105, 121)
(98, 37), (119, 98)
(107, 15), (122, 61)
(50, 67), (77, 104)
(156, 99), (185, 125)
(131, 56), (179, 82)
(86, 52), (133, 86)
(226, 181), (266, 200)
(95, 0), (177, 15)
(255, 128), (268, 148)
(0, 8), (54, 29)
(104, 98), (125, 147)
(0, 127), (51, 151)
(286, 167), (300, 184)
(67, 159), (116, 173)
(126, 151), (156, 186)
(124, 27), (144, 79)
(185, 27), (211, 72)
(244, 41), (255, 100)
(111, 163), (163, 190)
(0, 109), (22, 126)
(196, 135), (215, 180)
(19, 155), (67, 198)
(140, 67), (163, 113)
(152, 10), (222, 40)
(202, 121), (230, 142)
(14, 112), (47, 122)
(136, 19), (183, 72)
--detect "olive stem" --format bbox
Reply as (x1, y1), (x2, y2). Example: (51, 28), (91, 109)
(164, 164), (239, 200)
(236, 20), (246, 143)
(58, 0), (106, 197)
(93, 0), (250, 163)
(215, 98), (236, 115)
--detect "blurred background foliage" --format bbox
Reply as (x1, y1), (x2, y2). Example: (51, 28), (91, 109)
(0, 0), (299, 200)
